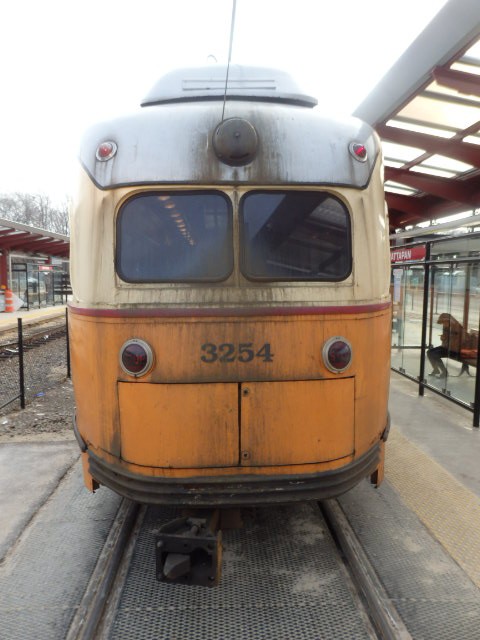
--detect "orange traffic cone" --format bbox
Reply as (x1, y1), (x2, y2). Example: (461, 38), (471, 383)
(5, 288), (14, 312)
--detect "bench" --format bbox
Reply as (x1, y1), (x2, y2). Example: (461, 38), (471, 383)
(459, 348), (478, 371)
(439, 348), (478, 375)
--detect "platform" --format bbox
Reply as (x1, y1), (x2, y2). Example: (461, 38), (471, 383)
(0, 371), (479, 638)
(0, 305), (67, 332)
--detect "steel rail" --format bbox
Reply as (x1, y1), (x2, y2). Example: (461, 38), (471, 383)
(65, 499), (142, 640)
(68, 495), (412, 639)
(0, 322), (66, 351)
(321, 499), (412, 640)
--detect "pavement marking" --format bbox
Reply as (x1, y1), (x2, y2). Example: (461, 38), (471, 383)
(386, 428), (480, 589)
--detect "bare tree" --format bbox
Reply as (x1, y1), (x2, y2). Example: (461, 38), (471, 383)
(0, 192), (70, 235)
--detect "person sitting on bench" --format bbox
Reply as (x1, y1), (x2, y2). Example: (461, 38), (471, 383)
(427, 313), (469, 377)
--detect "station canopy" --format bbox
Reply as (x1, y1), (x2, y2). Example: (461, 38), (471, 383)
(0, 218), (69, 258)
(354, 0), (480, 233)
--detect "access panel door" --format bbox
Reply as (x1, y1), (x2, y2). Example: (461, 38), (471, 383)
(240, 379), (354, 466)
(119, 382), (239, 468)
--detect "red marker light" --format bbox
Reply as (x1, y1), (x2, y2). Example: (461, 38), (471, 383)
(96, 141), (117, 161)
(349, 142), (368, 162)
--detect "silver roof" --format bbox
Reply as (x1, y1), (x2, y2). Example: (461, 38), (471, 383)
(79, 64), (378, 189)
(80, 101), (378, 189)
(141, 64), (318, 108)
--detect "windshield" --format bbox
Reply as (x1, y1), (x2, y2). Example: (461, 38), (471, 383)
(115, 189), (351, 284)
(116, 191), (233, 282)
(240, 191), (351, 280)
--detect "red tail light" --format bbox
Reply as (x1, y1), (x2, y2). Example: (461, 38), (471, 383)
(349, 142), (368, 162)
(322, 337), (352, 373)
(96, 141), (117, 161)
(120, 339), (154, 377)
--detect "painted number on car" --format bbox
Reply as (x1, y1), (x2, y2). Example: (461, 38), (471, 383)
(200, 343), (274, 363)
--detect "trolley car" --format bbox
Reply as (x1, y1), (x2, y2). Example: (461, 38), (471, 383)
(69, 65), (391, 508)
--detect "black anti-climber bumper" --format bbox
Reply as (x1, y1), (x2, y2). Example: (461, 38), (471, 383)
(87, 444), (381, 507)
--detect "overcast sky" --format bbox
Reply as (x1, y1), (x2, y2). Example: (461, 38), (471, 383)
(0, 0), (448, 205)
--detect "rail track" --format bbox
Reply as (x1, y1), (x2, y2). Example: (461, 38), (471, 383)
(321, 500), (411, 640)
(67, 499), (412, 640)
(0, 322), (66, 358)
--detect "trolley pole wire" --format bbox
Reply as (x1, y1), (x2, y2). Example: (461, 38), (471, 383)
(221, 0), (237, 122)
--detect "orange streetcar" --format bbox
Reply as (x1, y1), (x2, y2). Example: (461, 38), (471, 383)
(69, 65), (391, 509)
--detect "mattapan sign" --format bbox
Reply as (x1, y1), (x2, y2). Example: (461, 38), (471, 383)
(390, 245), (426, 263)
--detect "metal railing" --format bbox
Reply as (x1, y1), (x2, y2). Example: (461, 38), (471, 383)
(0, 311), (70, 413)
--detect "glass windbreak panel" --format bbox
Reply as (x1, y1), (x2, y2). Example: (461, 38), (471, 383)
(391, 266), (424, 377)
(431, 235), (480, 259)
(11, 263), (28, 309)
(426, 264), (478, 406)
(11, 262), (50, 310)
(116, 192), (233, 282)
(240, 191), (351, 281)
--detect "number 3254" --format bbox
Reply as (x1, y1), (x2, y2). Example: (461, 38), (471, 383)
(200, 343), (274, 363)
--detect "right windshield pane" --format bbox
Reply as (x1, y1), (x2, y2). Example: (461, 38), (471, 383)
(240, 191), (351, 280)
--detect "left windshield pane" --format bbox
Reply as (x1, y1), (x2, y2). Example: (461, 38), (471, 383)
(116, 192), (233, 282)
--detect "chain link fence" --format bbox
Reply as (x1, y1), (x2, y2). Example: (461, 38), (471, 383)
(0, 313), (70, 414)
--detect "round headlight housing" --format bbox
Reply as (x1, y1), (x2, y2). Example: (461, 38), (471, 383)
(120, 339), (154, 377)
(322, 336), (352, 373)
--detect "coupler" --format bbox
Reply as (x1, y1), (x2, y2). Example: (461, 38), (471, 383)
(154, 510), (222, 587)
